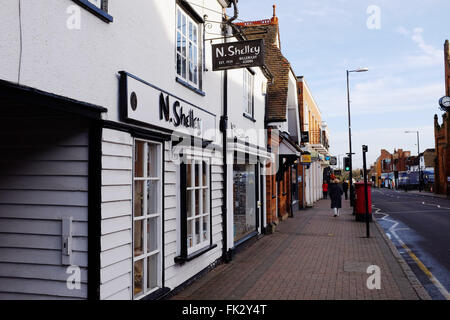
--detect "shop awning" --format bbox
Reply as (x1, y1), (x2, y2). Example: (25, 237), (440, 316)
(0, 79), (107, 120)
(276, 132), (302, 181)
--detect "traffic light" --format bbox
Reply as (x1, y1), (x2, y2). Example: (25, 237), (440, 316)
(344, 157), (351, 172)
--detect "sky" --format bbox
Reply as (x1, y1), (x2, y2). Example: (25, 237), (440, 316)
(231, 0), (450, 168)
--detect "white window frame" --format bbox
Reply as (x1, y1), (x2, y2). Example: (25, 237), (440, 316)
(184, 157), (211, 255)
(243, 69), (254, 117)
(132, 139), (163, 300)
(176, 6), (201, 88)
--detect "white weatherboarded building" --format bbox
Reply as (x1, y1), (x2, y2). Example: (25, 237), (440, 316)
(0, 0), (270, 300)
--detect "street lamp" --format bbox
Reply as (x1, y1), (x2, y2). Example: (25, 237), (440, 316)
(347, 68), (369, 211)
(405, 130), (422, 192)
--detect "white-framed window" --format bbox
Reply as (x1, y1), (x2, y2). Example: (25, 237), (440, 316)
(72, 0), (112, 22)
(88, 0), (102, 8)
(132, 139), (163, 299)
(183, 159), (211, 255)
(176, 6), (200, 88)
(243, 69), (254, 117)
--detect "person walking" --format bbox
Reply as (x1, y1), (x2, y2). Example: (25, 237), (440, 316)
(342, 180), (348, 200)
(322, 182), (329, 199)
(329, 177), (344, 217)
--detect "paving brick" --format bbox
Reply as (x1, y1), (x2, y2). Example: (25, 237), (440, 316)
(170, 200), (424, 300)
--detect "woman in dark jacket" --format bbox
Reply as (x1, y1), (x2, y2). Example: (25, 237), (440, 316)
(329, 179), (344, 217)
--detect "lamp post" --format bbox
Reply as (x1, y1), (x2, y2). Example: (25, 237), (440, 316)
(405, 130), (421, 192)
(347, 68), (369, 212)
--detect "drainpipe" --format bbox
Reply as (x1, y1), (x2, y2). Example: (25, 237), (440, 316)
(221, 0), (238, 263)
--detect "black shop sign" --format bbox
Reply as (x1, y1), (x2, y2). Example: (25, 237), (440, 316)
(212, 39), (265, 71)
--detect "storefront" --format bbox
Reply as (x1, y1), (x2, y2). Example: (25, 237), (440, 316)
(233, 163), (258, 243)
(116, 71), (222, 300)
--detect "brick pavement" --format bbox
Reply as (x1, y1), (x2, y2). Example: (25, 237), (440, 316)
(169, 199), (427, 300)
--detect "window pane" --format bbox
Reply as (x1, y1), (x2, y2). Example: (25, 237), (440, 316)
(134, 260), (144, 296)
(202, 161), (207, 187)
(189, 21), (193, 41)
(89, 0), (102, 9)
(203, 188), (209, 214)
(177, 10), (181, 30)
(193, 25), (198, 44)
(147, 144), (159, 178)
(147, 180), (159, 215)
(193, 46), (198, 85)
(147, 217), (158, 253)
(177, 54), (182, 77)
(182, 14), (186, 36)
(187, 163), (192, 188)
(147, 255), (159, 291)
(202, 216), (209, 242)
(182, 58), (186, 79)
(186, 190), (193, 218)
(134, 141), (145, 177)
(182, 36), (186, 57)
(195, 189), (201, 215)
(187, 219), (193, 248)
(134, 181), (144, 217)
(134, 220), (144, 257)
(195, 163), (200, 186)
(195, 218), (201, 245)
(177, 32), (181, 53)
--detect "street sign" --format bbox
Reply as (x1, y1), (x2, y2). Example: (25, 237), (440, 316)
(212, 39), (265, 71)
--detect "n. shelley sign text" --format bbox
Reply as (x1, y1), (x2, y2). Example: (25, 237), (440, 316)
(119, 71), (216, 141)
(212, 39), (265, 71)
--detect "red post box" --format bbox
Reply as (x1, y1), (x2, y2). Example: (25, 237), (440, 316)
(354, 182), (372, 222)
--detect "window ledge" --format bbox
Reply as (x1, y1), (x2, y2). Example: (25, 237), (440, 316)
(72, 0), (113, 23)
(243, 113), (257, 123)
(176, 77), (206, 96)
(174, 244), (217, 264)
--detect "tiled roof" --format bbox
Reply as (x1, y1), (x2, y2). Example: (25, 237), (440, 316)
(234, 7), (291, 123)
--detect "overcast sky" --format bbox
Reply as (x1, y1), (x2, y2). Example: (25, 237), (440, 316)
(232, 0), (450, 168)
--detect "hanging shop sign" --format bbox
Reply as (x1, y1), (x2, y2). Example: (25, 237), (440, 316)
(212, 39), (265, 71)
(300, 131), (310, 143)
(119, 71), (216, 141)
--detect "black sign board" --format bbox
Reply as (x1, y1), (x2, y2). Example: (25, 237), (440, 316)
(301, 131), (310, 143)
(212, 39), (265, 71)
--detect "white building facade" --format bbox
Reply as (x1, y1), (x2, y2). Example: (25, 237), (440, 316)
(0, 0), (269, 300)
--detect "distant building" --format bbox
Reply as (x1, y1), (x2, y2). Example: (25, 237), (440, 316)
(434, 40), (450, 195)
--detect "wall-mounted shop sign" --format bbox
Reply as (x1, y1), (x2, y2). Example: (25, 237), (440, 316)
(119, 71), (216, 141)
(301, 155), (311, 164)
(212, 39), (265, 71)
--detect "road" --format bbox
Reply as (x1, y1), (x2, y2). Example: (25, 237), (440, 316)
(372, 188), (450, 300)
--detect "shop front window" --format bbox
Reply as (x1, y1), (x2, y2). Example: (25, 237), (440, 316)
(181, 159), (211, 255)
(133, 140), (163, 299)
(233, 164), (257, 242)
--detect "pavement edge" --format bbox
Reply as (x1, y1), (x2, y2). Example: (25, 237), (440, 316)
(373, 218), (432, 300)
